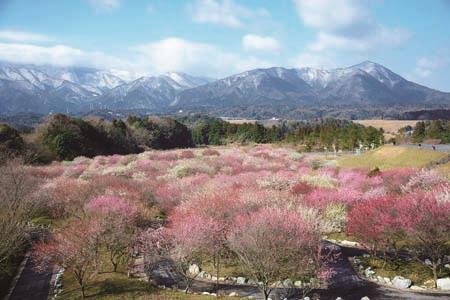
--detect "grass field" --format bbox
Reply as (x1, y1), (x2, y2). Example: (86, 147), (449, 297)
(338, 145), (448, 170)
(436, 161), (450, 180)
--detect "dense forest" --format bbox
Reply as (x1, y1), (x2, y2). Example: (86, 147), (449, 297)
(1, 114), (386, 162)
(397, 120), (450, 144)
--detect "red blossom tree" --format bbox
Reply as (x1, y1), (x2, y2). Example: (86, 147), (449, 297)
(403, 190), (450, 286)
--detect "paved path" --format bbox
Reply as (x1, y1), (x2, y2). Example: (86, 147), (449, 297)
(7, 255), (52, 300)
(148, 242), (450, 300)
(400, 143), (450, 153)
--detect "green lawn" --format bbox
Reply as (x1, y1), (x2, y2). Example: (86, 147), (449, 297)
(58, 251), (217, 300)
(355, 256), (450, 286)
(338, 145), (447, 170)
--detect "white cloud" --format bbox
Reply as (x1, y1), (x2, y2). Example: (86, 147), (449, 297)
(290, 51), (336, 69)
(133, 37), (272, 76)
(413, 52), (450, 78)
(189, 0), (269, 28)
(242, 34), (280, 52)
(292, 0), (411, 67)
(0, 38), (273, 78)
(89, 0), (120, 12)
(0, 30), (53, 43)
(0, 43), (129, 70)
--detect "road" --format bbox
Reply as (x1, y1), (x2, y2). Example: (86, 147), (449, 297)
(400, 143), (450, 153)
(148, 242), (450, 300)
(6, 255), (52, 300)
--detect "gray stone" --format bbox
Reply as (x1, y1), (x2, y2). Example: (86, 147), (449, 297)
(364, 267), (375, 277)
(188, 264), (200, 275)
(303, 297), (310, 300)
(229, 292), (239, 297)
(294, 280), (302, 287)
(437, 277), (450, 290)
(392, 276), (412, 289)
(236, 277), (247, 284)
(410, 285), (426, 291)
(283, 278), (293, 287)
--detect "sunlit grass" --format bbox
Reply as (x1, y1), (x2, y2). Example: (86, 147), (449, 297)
(338, 145), (447, 170)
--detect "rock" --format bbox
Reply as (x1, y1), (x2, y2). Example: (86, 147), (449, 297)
(294, 280), (302, 287)
(247, 279), (257, 285)
(336, 298), (343, 300)
(303, 297), (310, 300)
(211, 276), (217, 281)
(361, 297), (370, 300)
(364, 267), (375, 277)
(229, 292), (239, 297)
(202, 292), (211, 295)
(410, 285), (426, 291)
(210, 293), (217, 297)
(198, 271), (206, 278)
(392, 276), (412, 289)
(445, 264), (450, 269)
(283, 278), (293, 287)
(188, 264), (200, 275)
(424, 259), (432, 266)
(384, 277), (391, 284)
(437, 277), (450, 290)
(376, 276), (384, 283)
(340, 240), (359, 247)
(236, 277), (247, 284)
(219, 277), (226, 281)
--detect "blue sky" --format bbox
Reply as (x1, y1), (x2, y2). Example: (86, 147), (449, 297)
(0, 0), (449, 91)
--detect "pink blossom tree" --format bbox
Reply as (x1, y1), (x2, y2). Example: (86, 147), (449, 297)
(228, 208), (328, 300)
(85, 196), (138, 272)
(33, 219), (101, 298)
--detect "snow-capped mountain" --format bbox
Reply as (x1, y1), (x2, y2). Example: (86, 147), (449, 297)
(0, 61), (448, 117)
(0, 62), (213, 114)
(85, 73), (214, 111)
(174, 61), (450, 112)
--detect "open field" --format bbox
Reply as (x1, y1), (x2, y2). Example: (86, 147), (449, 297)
(338, 145), (448, 170)
(354, 120), (419, 140)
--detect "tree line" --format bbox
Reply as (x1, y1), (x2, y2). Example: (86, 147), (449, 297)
(0, 114), (385, 162)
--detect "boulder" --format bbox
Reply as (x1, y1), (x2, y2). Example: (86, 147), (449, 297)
(445, 264), (450, 269)
(283, 279), (293, 287)
(384, 277), (391, 284)
(364, 267), (375, 277)
(229, 292), (239, 297)
(437, 278), (450, 290)
(410, 285), (426, 291)
(236, 277), (247, 284)
(211, 276), (217, 281)
(303, 297), (310, 300)
(294, 280), (302, 287)
(392, 276), (412, 289)
(361, 297), (370, 300)
(340, 240), (359, 247)
(188, 264), (200, 275)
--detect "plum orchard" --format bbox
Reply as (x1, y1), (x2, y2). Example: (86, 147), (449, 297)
(7, 145), (446, 299)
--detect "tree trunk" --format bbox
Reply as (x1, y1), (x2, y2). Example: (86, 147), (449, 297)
(80, 284), (85, 298)
(432, 263), (438, 288)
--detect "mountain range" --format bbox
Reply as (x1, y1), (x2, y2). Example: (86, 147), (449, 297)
(0, 61), (449, 118)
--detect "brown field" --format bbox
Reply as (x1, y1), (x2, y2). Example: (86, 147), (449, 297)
(354, 120), (418, 134)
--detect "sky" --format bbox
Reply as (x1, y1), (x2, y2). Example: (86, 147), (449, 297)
(0, 0), (449, 91)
